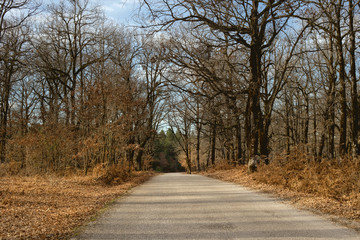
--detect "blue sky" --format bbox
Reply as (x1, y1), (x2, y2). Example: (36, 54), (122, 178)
(97, 0), (141, 24)
(42, 0), (142, 24)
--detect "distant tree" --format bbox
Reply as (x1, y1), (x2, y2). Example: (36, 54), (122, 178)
(135, 35), (168, 170)
(167, 91), (193, 173)
(153, 129), (184, 172)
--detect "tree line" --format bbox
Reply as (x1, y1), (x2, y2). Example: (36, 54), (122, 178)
(141, 0), (360, 171)
(0, 0), (169, 174)
(1, 0), (360, 174)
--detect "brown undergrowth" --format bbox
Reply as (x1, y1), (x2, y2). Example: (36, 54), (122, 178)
(0, 170), (156, 240)
(203, 152), (360, 229)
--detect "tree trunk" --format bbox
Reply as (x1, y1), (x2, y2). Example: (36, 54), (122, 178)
(326, 30), (336, 159)
(136, 136), (151, 171)
(249, 47), (261, 157)
(245, 97), (252, 159)
(349, 0), (359, 155)
(236, 120), (242, 164)
(336, 0), (347, 155)
(207, 129), (211, 168)
(211, 122), (216, 165)
(0, 72), (11, 163)
(285, 94), (291, 155)
(70, 87), (76, 126)
(196, 124), (201, 171)
(313, 103), (318, 158)
(304, 96), (309, 149)
(136, 149), (144, 171)
(185, 135), (192, 174)
(261, 118), (271, 164)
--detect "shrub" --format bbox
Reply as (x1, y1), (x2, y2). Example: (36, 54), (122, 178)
(206, 159), (234, 172)
(92, 163), (131, 185)
(0, 160), (22, 176)
(254, 150), (360, 205)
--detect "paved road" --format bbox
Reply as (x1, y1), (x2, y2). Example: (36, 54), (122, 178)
(74, 173), (360, 240)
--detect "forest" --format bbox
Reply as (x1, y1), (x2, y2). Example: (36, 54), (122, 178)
(1, 0), (360, 176)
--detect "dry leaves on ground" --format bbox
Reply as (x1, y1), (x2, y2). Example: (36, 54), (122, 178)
(0, 171), (155, 240)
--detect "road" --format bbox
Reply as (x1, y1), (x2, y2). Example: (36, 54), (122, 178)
(73, 173), (360, 240)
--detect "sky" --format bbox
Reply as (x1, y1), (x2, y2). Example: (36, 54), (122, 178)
(42, 0), (143, 24)
(96, 0), (142, 24)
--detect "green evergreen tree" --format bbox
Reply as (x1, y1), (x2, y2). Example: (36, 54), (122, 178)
(152, 129), (185, 172)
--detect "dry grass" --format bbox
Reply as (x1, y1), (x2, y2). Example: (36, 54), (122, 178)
(203, 153), (360, 228)
(0, 171), (156, 240)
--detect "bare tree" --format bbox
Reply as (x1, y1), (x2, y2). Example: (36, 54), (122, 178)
(0, 0), (37, 163)
(167, 92), (193, 173)
(135, 35), (168, 170)
(142, 0), (305, 160)
(307, 0), (348, 155)
(0, 25), (31, 163)
(34, 0), (103, 126)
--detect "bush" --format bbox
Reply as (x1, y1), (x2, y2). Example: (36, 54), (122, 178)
(254, 150), (360, 205)
(92, 163), (131, 185)
(206, 159), (235, 173)
(0, 161), (22, 176)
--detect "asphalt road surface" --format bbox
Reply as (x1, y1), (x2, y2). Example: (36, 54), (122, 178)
(74, 173), (360, 240)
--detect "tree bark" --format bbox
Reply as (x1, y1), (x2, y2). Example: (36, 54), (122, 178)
(349, 0), (359, 155)
(336, 0), (347, 155)
(236, 120), (242, 164)
(249, 44), (263, 157)
(196, 124), (201, 171)
(211, 122), (216, 165)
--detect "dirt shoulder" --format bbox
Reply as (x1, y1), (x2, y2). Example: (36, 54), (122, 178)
(0, 171), (156, 240)
(201, 166), (360, 232)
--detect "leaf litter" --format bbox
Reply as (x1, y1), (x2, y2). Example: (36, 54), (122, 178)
(0, 172), (155, 240)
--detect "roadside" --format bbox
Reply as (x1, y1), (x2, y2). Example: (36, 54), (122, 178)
(0, 171), (155, 240)
(202, 164), (360, 232)
(72, 173), (360, 240)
